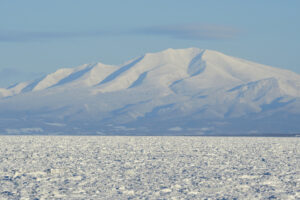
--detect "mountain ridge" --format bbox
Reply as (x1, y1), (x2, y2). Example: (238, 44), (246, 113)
(0, 48), (299, 135)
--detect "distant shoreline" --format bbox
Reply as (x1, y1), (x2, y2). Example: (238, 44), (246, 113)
(0, 133), (299, 137)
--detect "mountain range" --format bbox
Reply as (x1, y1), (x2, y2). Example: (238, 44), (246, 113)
(0, 48), (299, 135)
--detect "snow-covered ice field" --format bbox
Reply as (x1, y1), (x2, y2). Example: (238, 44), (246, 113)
(0, 136), (299, 199)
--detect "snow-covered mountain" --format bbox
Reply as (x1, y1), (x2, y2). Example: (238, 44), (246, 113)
(1, 48), (300, 135)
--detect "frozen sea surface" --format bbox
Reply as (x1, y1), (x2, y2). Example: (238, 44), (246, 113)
(0, 136), (299, 199)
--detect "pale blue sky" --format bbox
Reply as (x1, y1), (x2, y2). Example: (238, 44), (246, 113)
(0, 0), (300, 86)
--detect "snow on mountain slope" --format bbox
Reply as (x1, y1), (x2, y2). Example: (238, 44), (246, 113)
(0, 48), (299, 135)
(0, 63), (119, 97)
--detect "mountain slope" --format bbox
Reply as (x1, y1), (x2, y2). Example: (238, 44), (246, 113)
(0, 48), (299, 135)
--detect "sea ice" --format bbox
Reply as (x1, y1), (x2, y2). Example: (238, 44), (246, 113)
(0, 136), (299, 199)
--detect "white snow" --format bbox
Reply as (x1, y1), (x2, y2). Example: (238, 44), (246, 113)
(1, 48), (300, 96)
(0, 136), (299, 199)
(32, 67), (75, 91)
(0, 48), (300, 134)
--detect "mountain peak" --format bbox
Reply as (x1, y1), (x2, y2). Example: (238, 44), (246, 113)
(144, 47), (205, 58)
(1, 48), (299, 95)
(0, 48), (299, 135)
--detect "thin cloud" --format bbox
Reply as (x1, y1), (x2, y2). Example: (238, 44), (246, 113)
(0, 30), (114, 42)
(136, 24), (239, 40)
(0, 24), (239, 42)
(0, 30), (73, 42)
